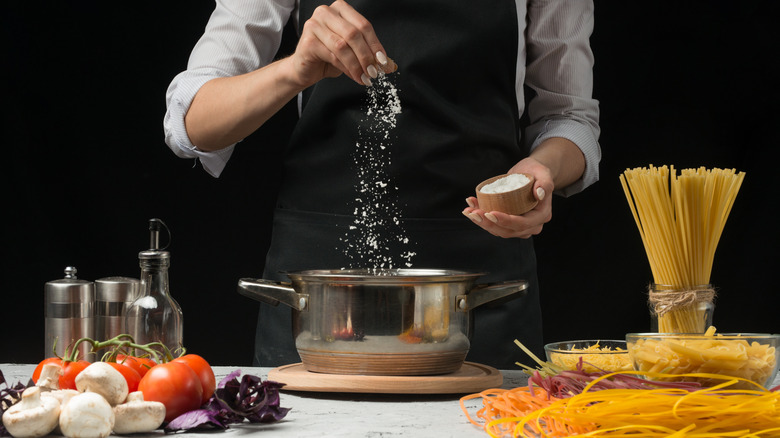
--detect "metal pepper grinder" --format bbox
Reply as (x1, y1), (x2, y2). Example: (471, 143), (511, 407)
(44, 266), (96, 361)
(95, 276), (140, 342)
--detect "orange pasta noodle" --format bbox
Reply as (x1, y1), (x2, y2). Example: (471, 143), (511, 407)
(463, 371), (780, 437)
(460, 387), (570, 438)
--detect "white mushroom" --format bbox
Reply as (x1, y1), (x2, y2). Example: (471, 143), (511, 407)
(41, 389), (79, 406)
(35, 363), (62, 391)
(112, 392), (166, 435)
(41, 389), (79, 436)
(2, 386), (61, 438)
(36, 363), (78, 407)
(35, 362), (78, 435)
(59, 392), (115, 438)
(75, 362), (128, 406)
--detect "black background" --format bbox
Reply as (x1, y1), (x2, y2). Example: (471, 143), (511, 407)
(2, 1), (778, 366)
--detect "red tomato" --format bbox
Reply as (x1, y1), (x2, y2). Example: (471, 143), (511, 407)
(116, 354), (156, 378)
(172, 354), (216, 404)
(138, 361), (203, 422)
(32, 358), (90, 390)
(106, 362), (142, 393)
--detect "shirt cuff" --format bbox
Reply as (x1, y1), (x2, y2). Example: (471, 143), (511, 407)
(527, 118), (601, 197)
(163, 72), (236, 178)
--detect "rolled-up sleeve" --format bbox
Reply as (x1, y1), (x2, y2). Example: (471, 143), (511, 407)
(523, 0), (601, 197)
(163, 0), (297, 178)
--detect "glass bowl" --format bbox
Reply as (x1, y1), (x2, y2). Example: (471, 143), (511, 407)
(626, 333), (780, 389)
(544, 340), (631, 373)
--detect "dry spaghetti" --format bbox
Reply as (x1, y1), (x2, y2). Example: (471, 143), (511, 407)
(619, 165), (745, 333)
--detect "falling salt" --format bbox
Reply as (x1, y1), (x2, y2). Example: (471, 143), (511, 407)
(339, 71), (416, 273)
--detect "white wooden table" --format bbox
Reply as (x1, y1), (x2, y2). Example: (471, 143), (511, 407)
(1, 363), (530, 438)
(4, 363), (778, 437)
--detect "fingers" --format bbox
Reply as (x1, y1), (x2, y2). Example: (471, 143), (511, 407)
(463, 209), (543, 239)
(378, 54), (398, 74)
(307, 1), (390, 86)
(534, 186), (546, 202)
(462, 197), (551, 239)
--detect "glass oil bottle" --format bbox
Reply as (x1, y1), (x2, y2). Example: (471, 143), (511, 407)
(126, 218), (183, 354)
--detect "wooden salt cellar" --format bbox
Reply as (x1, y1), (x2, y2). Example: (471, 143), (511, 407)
(475, 173), (538, 216)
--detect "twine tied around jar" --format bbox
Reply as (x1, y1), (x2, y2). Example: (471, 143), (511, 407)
(648, 284), (716, 317)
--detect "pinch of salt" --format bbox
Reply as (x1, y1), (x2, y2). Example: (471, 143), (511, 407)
(480, 174), (530, 194)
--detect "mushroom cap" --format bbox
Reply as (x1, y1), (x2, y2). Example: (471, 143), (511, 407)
(112, 392), (166, 434)
(36, 363), (63, 390)
(59, 392), (115, 438)
(2, 386), (61, 438)
(75, 362), (129, 406)
(41, 389), (79, 407)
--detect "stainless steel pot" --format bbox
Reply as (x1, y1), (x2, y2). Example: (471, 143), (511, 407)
(237, 269), (527, 376)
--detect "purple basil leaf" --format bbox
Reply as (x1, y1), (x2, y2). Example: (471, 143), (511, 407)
(164, 409), (228, 433)
(243, 380), (291, 423)
(209, 372), (290, 423)
(218, 369), (242, 389)
(245, 404), (292, 424)
(202, 370), (290, 427)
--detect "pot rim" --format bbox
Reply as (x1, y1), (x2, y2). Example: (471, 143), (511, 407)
(282, 268), (487, 284)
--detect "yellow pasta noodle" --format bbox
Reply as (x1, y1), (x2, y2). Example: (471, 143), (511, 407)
(627, 328), (778, 389)
(462, 371), (780, 438)
(547, 343), (632, 373)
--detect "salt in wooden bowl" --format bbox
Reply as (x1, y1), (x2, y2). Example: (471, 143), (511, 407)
(475, 173), (538, 216)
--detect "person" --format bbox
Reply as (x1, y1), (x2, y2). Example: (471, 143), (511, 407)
(164, 0), (601, 370)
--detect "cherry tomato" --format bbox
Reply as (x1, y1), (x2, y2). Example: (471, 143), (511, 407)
(32, 358), (90, 390)
(115, 354), (156, 378)
(106, 362), (142, 393)
(172, 354), (216, 404)
(138, 361), (203, 422)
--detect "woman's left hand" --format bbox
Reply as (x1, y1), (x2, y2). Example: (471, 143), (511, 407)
(462, 157), (554, 239)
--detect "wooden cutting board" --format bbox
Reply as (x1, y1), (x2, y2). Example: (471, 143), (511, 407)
(267, 361), (502, 394)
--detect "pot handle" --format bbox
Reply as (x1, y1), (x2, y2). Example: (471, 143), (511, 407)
(237, 278), (309, 311)
(456, 280), (529, 312)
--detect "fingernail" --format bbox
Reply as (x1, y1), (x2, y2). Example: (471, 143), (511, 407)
(367, 65), (378, 79)
(465, 198), (475, 208)
(376, 51), (388, 66)
(468, 212), (483, 223)
(484, 212), (498, 223)
(536, 187), (546, 200)
(361, 73), (373, 86)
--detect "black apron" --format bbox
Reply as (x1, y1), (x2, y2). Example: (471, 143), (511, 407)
(255, 0), (543, 370)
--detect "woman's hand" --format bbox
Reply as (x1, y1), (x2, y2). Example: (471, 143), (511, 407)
(462, 137), (585, 239)
(463, 157), (553, 239)
(186, 0), (395, 150)
(290, 0), (392, 88)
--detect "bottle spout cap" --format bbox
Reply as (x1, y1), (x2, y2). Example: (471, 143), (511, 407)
(140, 218), (171, 260)
(148, 218), (171, 251)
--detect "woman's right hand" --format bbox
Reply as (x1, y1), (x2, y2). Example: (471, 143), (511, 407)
(185, 1), (394, 151)
(290, 0), (393, 87)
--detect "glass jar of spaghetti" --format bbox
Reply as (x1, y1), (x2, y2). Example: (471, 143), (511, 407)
(648, 284), (715, 333)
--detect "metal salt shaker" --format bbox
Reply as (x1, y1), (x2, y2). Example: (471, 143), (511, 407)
(44, 266), (95, 361)
(95, 277), (140, 343)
